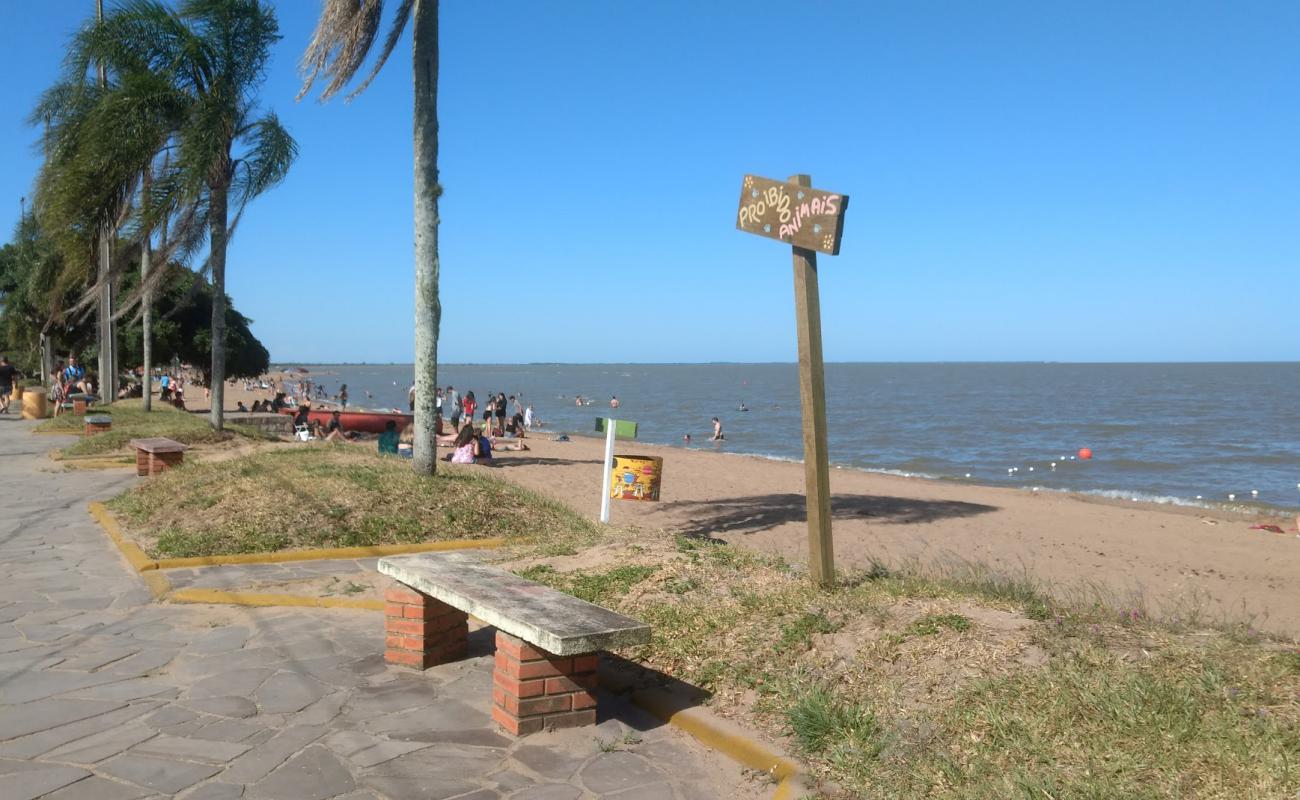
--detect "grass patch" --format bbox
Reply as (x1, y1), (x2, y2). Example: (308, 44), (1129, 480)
(37, 399), (259, 456)
(517, 543), (1300, 798)
(907, 612), (972, 637)
(106, 445), (601, 558)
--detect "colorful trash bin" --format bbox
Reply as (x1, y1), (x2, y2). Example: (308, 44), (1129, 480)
(609, 454), (663, 502)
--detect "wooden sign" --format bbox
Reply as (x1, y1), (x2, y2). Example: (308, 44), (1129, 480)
(736, 174), (849, 255)
(595, 418), (638, 439)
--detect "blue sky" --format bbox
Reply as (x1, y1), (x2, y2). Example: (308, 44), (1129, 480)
(2, 1), (1298, 363)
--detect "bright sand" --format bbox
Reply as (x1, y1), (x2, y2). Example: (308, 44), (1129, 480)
(488, 433), (1300, 638)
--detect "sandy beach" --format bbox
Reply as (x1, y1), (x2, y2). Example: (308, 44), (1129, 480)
(477, 433), (1300, 637)
(189, 373), (1300, 636)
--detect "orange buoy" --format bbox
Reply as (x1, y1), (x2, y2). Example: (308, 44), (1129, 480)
(1078, 447), (1093, 460)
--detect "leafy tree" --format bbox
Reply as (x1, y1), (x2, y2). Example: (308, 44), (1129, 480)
(0, 214), (95, 375)
(301, 0), (442, 474)
(116, 261), (269, 384)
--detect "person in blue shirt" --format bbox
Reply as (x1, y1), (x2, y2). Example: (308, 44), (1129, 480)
(62, 356), (84, 384)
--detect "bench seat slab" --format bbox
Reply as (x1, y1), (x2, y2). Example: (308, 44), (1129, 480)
(378, 552), (651, 657)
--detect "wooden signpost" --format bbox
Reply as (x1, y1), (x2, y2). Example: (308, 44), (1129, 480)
(736, 173), (849, 588)
(595, 417), (638, 524)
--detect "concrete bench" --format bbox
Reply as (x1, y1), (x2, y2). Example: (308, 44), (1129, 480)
(130, 437), (188, 477)
(378, 552), (651, 736)
(84, 414), (112, 436)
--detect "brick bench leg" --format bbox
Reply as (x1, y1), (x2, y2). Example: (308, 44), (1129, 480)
(135, 449), (150, 477)
(491, 631), (597, 735)
(384, 582), (468, 669)
(148, 451), (184, 476)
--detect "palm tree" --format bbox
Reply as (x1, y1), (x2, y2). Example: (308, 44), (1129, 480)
(70, 0), (296, 430)
(301, 0), (442, 475)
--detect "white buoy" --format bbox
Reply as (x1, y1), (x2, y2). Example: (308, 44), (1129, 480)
(1251, 489), (1258, 497)
(1195, 495), (1203, 500)
(1032, 486), (1040, 493)
(1028, 467), (1034, 472)
(1069, 455), (1076, 460)
(1228, 494), (1236, 501)
(1050, 462), (1057, 470)
(965, 473), (971, 478)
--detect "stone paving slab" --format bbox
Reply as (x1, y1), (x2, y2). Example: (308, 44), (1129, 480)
(0, 419), (770, 799)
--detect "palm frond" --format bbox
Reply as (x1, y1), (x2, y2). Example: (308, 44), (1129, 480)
(299, 0), (405, 102)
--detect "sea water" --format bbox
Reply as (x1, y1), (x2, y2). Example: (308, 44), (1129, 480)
(274, 362), (1300, 510)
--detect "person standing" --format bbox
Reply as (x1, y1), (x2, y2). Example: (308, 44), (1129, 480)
(523, 403), (534, 431)
(463, 390), (477, 423)
(339, 384), (349, 409)
(447, 385), (461, 428)
(408, 382), (416, 413)
(711, 416), (725, 441)
(495, 392), (508, 437)
(0, 356), (21, 414)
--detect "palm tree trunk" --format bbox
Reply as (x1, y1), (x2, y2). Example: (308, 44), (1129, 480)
(208, 182), (228, 431)
(95, 0), (116, 403)
(411, 0), (441, 475)
(141, 166), (153, 412)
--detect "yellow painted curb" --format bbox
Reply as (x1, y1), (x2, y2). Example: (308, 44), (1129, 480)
(88, 502), (172, 599)
(33, 428), (80, 436)
(149, 538), (506, 571)
(629, 687), (805, 795)
(60, 458), (134, 471)
(169, 588), (385, 611)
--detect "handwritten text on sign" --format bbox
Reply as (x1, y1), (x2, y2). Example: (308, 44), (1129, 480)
(735, 174), (848, 255)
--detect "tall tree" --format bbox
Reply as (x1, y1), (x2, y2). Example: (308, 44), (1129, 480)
(301, 0), (442, 475)
(73, 0), (296, 430)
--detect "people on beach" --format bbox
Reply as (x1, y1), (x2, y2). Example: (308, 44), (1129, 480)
(339, 384), (349, 409)
(711, 417), (725, 441)
(683, 433), (692, 444)
(449, 424), (477, 464)
(495, 392), (508, 436)
(324, 410), (346, 442)
(610, 396), (620, 409)
(446, 385), (460, 428)
(0, 356), (21, 414)
(378, 420), (400, 455)
(524, 404), (534, 430)
(236, 401), (248, 413)
(463, 390), (477, 422)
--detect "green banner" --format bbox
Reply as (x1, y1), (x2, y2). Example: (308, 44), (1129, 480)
(595, 417), (638, 439)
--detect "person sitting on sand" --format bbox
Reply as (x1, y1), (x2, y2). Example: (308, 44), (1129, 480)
(476, 428), (494, 462)
(378, 420), (400, 455)
(506, 411), (527, 437)
(236, 401), (248, 413)
(448, 424), (477, 464)
(711, 416), (725, 441)
(323, 410), (347, 442)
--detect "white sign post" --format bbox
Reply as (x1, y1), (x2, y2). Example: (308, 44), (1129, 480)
(595, 417), (639, 524)
(599, 420), (617, 524)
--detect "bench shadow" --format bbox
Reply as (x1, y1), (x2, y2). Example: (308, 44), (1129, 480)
(595, 653), (709, 733)
(477, 631), (704, 735)
(664, 492), (999, 538)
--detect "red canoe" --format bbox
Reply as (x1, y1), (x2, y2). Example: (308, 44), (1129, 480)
(283, 408), (412, 434)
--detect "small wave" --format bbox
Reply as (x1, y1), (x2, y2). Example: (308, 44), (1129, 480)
(1075, 488), (1207, 507)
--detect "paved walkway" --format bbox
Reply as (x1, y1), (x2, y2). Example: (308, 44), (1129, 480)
(0, 418), (766, 800)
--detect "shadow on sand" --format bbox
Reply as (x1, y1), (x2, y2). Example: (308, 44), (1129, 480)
(664, 492), (998, 538)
